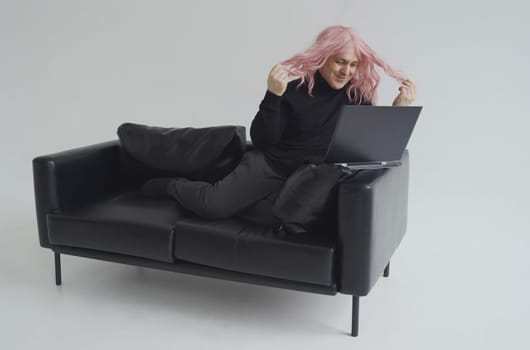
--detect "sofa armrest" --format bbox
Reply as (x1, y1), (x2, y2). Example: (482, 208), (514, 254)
(32, 140), (123, 248)
(336, 150), (409, 296)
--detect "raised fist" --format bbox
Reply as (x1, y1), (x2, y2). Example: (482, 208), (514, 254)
(267, 64), (290, 96)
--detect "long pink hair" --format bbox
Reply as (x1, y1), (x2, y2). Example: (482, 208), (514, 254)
(281, 25), (408, 104)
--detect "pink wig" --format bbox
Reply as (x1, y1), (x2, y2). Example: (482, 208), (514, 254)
(281, 25), (408, 104)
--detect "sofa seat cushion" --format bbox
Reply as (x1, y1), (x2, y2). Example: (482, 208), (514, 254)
(172, 218), (335, 285)
(47, 192), (189, 262)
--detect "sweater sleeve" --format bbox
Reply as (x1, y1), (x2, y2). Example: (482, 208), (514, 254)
(250, 90), (286, 149)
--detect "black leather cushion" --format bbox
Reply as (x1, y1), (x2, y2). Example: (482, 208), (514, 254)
(47, 192), (190, 262)
(117, 123), (246, 184)
(272, 164), (347, 234)
(172, 217), (335, 285)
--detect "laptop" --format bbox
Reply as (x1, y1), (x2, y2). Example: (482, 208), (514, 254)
(324, 105), (422, 170)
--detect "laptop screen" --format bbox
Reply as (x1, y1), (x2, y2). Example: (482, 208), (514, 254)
(324, 106), (421, 163)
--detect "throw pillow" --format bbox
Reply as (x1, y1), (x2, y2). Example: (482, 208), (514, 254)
(272, 163), (354, 234)
(117, 123), (246, 183)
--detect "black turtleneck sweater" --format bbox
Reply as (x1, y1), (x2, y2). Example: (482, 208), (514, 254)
(250, 70), (372, 176)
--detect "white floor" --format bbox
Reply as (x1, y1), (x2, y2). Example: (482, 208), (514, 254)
(1, 194), (528, 350)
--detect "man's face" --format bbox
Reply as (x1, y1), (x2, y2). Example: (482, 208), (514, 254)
(319, 51), (359, 90)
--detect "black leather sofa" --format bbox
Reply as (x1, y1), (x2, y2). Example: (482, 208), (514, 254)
(32, 140), (410, 337)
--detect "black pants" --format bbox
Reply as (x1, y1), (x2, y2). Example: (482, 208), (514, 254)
(167, 149), (288, 219)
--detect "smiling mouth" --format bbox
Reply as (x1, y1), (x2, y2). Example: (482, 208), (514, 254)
(335, 74), (348, 80)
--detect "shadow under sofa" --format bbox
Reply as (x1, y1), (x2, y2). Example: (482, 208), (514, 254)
(33, 140), (410, 337)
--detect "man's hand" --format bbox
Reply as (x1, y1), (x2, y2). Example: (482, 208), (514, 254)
(392, 79), (417, 106)
(267, 64), (290, 96)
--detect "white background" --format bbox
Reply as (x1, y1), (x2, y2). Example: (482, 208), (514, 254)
(1, 0), (529, 349)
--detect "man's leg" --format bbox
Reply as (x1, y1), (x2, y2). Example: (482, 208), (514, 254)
(166, 150), (286, 219)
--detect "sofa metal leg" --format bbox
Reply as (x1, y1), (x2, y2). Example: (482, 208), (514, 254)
(383, 262), (390, 278)
(54, 252), (62, 286)
(351, 295), (359, 337)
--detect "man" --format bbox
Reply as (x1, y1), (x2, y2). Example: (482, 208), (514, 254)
(142, 25), (416, 219)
